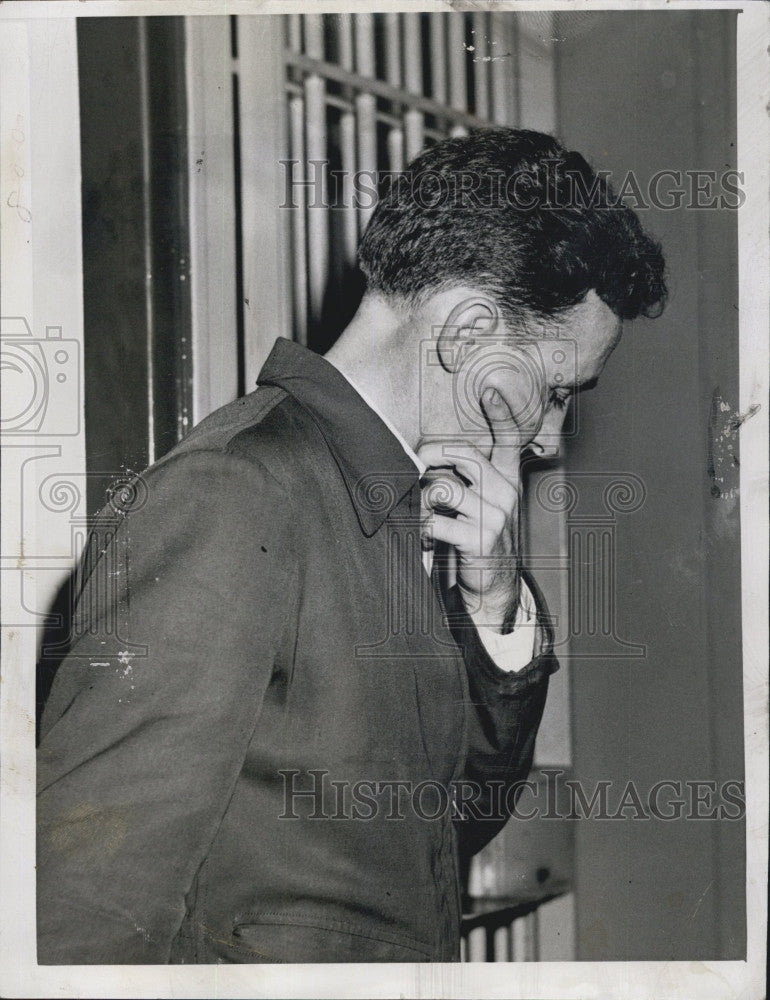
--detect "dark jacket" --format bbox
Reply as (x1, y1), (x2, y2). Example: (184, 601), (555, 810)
(37, 338), (558, 963)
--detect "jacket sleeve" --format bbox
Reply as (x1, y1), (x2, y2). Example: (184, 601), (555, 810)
(444, 575), (559, 857)
(36, 448), (297, 964)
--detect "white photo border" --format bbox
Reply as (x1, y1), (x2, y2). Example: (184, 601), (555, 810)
(0, 2), (766, 998)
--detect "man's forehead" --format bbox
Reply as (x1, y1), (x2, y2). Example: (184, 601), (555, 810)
(555, 293), (621, 378)
(514, 295), (619, 389)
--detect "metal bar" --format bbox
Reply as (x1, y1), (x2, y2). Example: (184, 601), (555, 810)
(304, 13), (323, 60)
(238, 16), (291, 378)
(285, 51), (490, 130)
(354, 12), (375, 78)
(387, 126), (404, 172)
(354, 13), (377, 230)
(304, 72), (328, 327)
(472, 10), (490, 120)
(337, 9), (357, 264)
(340, 110), (358, 266)
(519, 910), (539, 961)
(356, 91), (377, 231)
(137, 17), (156, 463)
(338, 13), (353, 70)
(288, 13), (301, 53)
(286, 81), (436, 131)
(491, 11), (513, 125)
(184, 15), (238, 423)
(429, 14), (447, 104)
(529, 911), (540, 961)
(289, 95), (308, 344)
(448, 14), (468, 112)
(404, 108), (424, 162)
(403, 12), (422, 94)
(384, 13), (401, 86)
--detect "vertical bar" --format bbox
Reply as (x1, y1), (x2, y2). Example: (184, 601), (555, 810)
(519, 911), (535, 961)
(338, 13), (353, 70)
(430, 14), (447, 104)
(404, 109), (424, 162)
(402, 13), (424, 161)
(528, 911), (540, 960)
(289, 96), (308, 343)
(494, 924), (509, 961)
(303, 11), (329, 327)
(137, 18), (156, 463)
(304, 72), (329, 326)
(356, 92), (377, 231)
(491, 11), (514, 125)
(403, 13), (422, 93)
(355, 14), (377, 230)
(384, 13), (401, 85)
(288, 13), (301, 53)
(185, 16), (238, 422)
(387, 126), (404, 173)
(340, 111), (358, 266)
(355, 12), (376, 77)
(143, 17), (194, 451)
(469, 926), (485, 962)
(337, 12), (358, 265)
(304, 12), (323, 59)
(232, 69), (246, 397)
(237, 16), (290, 378)
(448, 14), (468, 112)
(472, 11), (490, 119)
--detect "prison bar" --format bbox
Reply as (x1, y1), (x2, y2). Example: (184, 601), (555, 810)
(429, 15), (447, 105)
(472, 11), (490, 120)
(336, 13), (358, 268)
(354, 14), (377, 231)
(288, 95), (308, 343)
(279, 11), (522, 343)
(284, 52), (492, 132)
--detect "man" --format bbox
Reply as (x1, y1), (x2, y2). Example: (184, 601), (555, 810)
(37, 128), (666, 963)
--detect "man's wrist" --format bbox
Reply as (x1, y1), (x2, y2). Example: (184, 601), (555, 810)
(458, 578), (521, 634)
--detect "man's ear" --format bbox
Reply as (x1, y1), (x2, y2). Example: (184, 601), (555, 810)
(435, 293), (501, 374)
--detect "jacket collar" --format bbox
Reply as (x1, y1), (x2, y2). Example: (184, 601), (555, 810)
(257, 338), (420, 537)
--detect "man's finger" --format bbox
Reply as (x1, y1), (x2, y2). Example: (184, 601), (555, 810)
(426, 512), (478, 552)
(417, 440), (518, 497)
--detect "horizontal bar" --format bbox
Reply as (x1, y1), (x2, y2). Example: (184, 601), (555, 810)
(285, 80), (447, 142)
(285, 50), (491, 130)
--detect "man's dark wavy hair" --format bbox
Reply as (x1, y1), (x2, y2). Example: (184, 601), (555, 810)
(358, 128), (667, 325)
